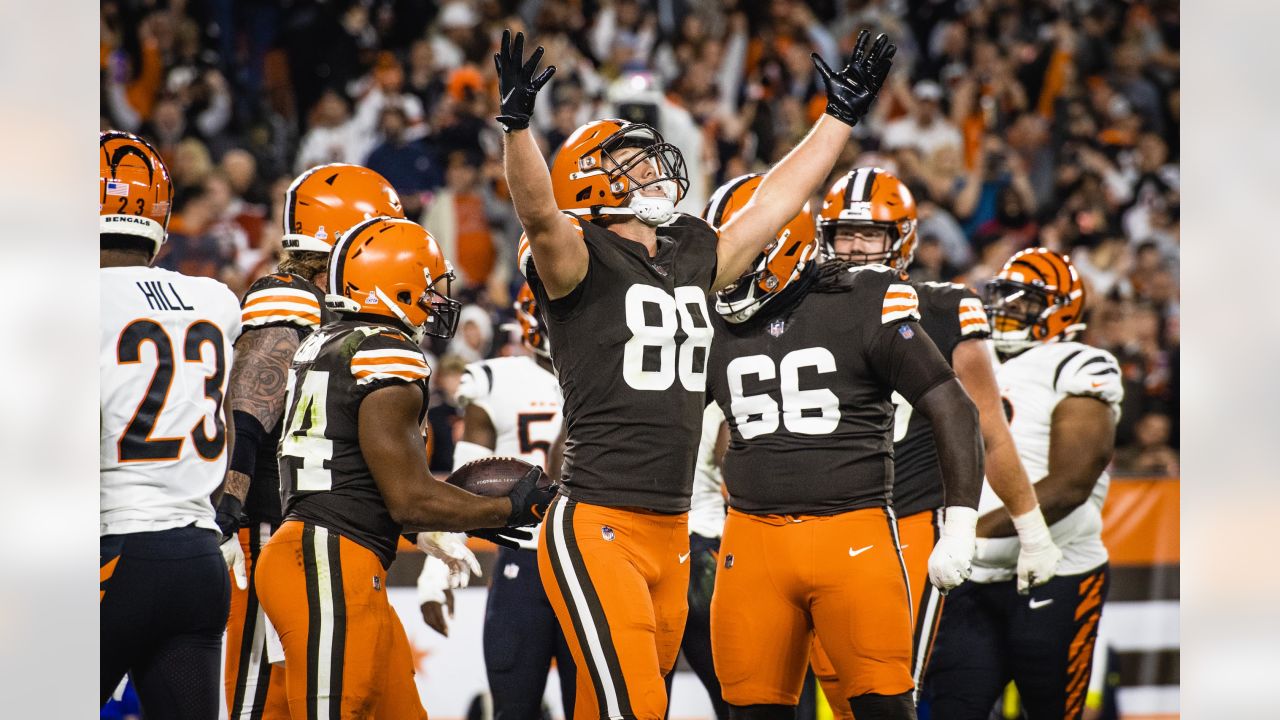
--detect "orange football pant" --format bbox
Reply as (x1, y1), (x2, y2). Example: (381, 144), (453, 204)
(538, 497), (690, 720)
(225, 522), (290, 720)
(712, 507), (914, 708)
(812, 508), (940, 718)
(254, 521), (427, 720)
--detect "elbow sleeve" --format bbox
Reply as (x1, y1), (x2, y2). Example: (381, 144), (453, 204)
(230, 410), (268, 477)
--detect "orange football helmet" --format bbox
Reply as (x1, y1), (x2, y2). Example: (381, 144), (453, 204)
(982, 248), (1086, 355)
(326, 218), (461, 341)
(702, 173), (818, 323)
(818, 167), (918, 272)
(550, 119), (688, 225)
(513, 283), (549, 358)
(100, 131), (173, 257)
(283, 164), (405, 253)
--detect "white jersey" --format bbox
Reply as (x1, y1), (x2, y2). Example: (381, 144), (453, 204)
(689, 402), (726, 538)
(972, 341), (1123, 582)
(100, 266), (242, 536)
(456, 355), (563, 550)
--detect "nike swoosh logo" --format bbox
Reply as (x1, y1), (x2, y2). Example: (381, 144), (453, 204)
(1091, 381), (1106, 388)
(678, 552), (691, 564)
(848, 545), (873, 558)
(1029, 597), (1054, 610)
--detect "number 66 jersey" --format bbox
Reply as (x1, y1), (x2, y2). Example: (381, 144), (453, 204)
(100, 266), (242, 536)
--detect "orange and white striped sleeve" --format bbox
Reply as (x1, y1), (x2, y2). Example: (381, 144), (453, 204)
(350, 343), (431, 386)
(240, 274), (323, 331)
(881, 282), (921, 325)
(957, 296), (992, 338)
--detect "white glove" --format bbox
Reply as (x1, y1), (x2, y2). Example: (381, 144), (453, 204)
(415, 531), (482, 588)
(417, 556), (455, 636)
(1013, 505), (1062, 594)
(928, 506), (977, 594)
(220, 535), (248, 591)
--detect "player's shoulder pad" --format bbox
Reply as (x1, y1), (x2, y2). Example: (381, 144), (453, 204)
(1052, 343), (1123, 407)
(915, 280), (991, 339)
(845, 265), (919, 325)
(349, 327), (431, 386)
(457, 359), (497, 406)
(518, 214), (584, 280)
(240, 272), (323, 332)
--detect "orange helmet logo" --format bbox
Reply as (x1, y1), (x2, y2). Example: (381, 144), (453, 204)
(703, 173), (818, 323)
(100, 131), (173, 256)
(818, 167), (918, 272)
(284, 164), (404, 253)
(513, 283), (550, 358)
(549, 119), (688, 224)
(326, 218), (461, 341)
(983, 248), (1086, 355)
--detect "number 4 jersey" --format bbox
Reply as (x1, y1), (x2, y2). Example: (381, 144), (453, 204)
(521, 213), (718, 513)
(706, 264), (956, 516)
(100, 266), (242, 536)
(277, 319), (431, 569)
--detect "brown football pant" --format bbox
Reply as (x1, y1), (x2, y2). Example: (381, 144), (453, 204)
(538, 496), (690, 720)
(225, 522), (290, 720)
(255, 521), (428, 720)
(712, 507), (914, 708)
(812, 508), (940, 718)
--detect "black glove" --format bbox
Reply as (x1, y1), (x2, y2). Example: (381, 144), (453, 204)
(506, 465), (558, 526)
(812, 29), (896, 127)
(215, 494), (243, 543)
(494, 29), (556, 132)
(467, 527), (535, 550)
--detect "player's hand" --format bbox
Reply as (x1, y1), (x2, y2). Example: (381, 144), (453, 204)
(928, 506), (977, 594)
(1012, 505), (1063, 594)
(505, 466), (557, 527)
(221, 535), (248, 591)
(415, 531), (482, 588)
(466, 527), (535, 549)
(812, 29), (896, 127)
(420, 588), (455, 637)
(494, 29), (556, 132)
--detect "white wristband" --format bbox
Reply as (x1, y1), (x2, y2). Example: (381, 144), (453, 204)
(1012, 505), (1053, 548)
(940, 506), (978, 540)
(416, 556), (449, 605)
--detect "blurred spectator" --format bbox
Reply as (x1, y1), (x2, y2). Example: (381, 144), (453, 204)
(423, 151), (511, 295)
(882, 80), (963, 158)
(365, 105), (443, 217)
(294, 89), (369, 172)
(447, 305), (495, 365)
(1113, 413), (1179, 476)
(426, 355), (469, 473)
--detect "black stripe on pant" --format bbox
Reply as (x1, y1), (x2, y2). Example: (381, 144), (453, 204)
(230, 523), (274, 720)
(302, 525), (348, 720)
(545, 497), (633, 718)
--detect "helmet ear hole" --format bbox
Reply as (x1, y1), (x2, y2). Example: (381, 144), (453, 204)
(397, 290), (412, 304)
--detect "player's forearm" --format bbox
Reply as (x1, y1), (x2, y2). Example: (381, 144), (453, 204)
(917, 380), (984, 510)
(755, 115), (849, 231)
(395, 479), (511, 533)
(978, 416), (1037, 519)
(979, 467), (1095, 537)
(503, 129), (560, 234)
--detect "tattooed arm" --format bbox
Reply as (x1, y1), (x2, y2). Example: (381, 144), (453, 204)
(224, 326), (301, 503)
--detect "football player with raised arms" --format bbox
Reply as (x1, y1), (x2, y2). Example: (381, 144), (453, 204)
(495, 26), (896, 720)
(810, 168), (1063, 714)
(923, 249), (1122, 720)
(417, 283), (578, 720)
(100, 131), (242, 718)
(218, 163), (405, 720)
(252, 219), (558, 719)
(701, 174), (984, 720)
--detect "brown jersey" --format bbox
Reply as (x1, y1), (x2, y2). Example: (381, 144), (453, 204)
(236, 272), (332, 523)
(891, 281), (992, 517)
(706, 264), (956, 516)
(277, 319), (430, 568)
(521, 213), (719, 513)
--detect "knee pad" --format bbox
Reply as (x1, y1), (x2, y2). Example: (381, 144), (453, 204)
(728, 703), (796, 720)
(847, 691), (916, 720)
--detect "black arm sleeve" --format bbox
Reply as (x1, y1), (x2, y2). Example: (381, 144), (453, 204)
(230, 410), (268, 477)
(914, 379), (984, 510)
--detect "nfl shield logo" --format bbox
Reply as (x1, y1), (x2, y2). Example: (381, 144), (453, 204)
(768, 319), (786, 337)
(601, 525), (615, 541)
(898, 324), (914, 339)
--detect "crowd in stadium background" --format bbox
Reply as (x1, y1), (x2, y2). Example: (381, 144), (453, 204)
(98, 0), (1179, 468)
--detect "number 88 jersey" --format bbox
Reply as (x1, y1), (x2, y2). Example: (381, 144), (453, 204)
(100, 266), (242, 536)
(520, 213), (718, 513)
(277, 319), (431, 569)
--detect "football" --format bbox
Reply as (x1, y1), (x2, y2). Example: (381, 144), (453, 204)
(447, 456), (546, 497)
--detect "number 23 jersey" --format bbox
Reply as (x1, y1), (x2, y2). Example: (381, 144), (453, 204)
(521, 213), (718, 513)
(706, 265), (956, 516)
(100, 266), (242, 536)
(277, 319), (431, 568)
